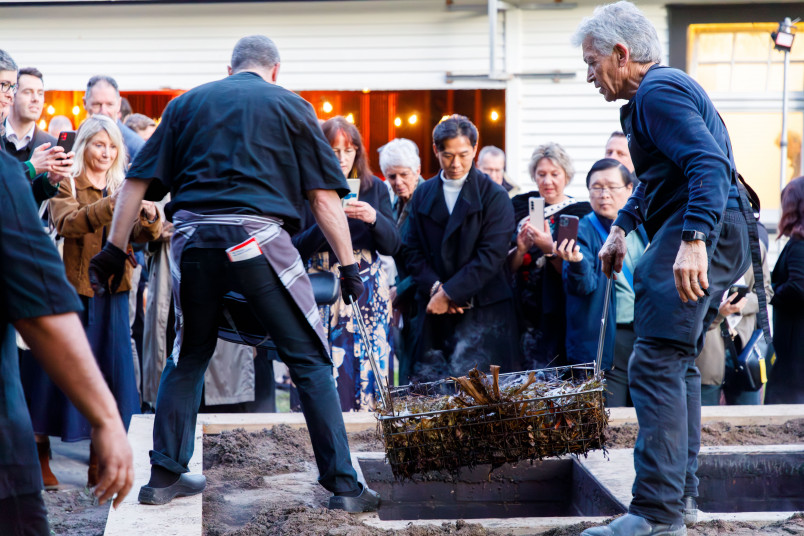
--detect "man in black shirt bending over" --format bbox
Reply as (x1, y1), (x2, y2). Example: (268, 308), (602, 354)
(89, 35), (379, 512)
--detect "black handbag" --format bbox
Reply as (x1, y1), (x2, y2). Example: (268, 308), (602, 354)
(216, 271), (339, 349)
(720, 322), (769, 392)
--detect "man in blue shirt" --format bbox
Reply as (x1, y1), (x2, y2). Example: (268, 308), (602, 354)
(0, 150), (133, 534)
(572, 2), (762, 535)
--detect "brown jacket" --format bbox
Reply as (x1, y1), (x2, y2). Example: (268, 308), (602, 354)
(50, 174), (161, 297)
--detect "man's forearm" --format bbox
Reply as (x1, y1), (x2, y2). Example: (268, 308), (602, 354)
(308, 188), (356, 266)
(15, 313), (121, 429)
(108, 179), (151, 248)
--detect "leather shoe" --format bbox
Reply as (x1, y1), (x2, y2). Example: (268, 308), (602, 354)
(581, 514), (687, 536)
(328, 484), (380, 513)
(683, 496), (698, 526)
(138, 473), (206, 505)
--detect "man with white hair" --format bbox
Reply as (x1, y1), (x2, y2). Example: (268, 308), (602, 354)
(572, 2), (765, 535)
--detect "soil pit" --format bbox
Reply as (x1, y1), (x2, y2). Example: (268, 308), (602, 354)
(360, 458), (624, 520)
(696, 452), (804, 513)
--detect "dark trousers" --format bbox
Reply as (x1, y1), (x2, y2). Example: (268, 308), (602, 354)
(629, 209), (749, 525)
(605, 324), (635, 407)
(0, 492), (49, 536)
(150, 248), (359, 493)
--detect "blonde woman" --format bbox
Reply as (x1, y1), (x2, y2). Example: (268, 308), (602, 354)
(21, 115), (161, 488)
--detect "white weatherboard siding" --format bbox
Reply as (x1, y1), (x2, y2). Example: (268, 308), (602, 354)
(1, 0), (671, 195)
(517, 2), (669, 198)
(0, 1), (504, 90)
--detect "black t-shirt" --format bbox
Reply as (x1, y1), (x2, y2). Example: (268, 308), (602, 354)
(127, 71), (349, 234)
(0, 151), (83, 499)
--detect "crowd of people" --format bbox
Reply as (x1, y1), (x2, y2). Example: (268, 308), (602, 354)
(1, 1), (803, 533)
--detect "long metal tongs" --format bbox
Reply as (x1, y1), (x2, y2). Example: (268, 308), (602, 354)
(349, 296), (391, 410)
(594, 276), (614, 377)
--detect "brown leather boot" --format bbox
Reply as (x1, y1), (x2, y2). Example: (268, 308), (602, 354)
(36, 438), (59, 490)
(87, 442), (99, 488)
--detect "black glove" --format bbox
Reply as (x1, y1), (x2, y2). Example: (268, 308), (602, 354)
(339, 262), (364, 304)
(89, 243), (129, 295)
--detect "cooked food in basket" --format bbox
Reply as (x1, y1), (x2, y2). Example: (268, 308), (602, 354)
(377, 364), (608, 480)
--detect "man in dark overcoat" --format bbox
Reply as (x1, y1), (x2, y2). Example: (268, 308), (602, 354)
(403, 115), (518, 381)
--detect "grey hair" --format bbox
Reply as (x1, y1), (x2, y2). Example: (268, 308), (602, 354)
(379, 138), (420, 175)
(571, 1), (661, 64)
(0, 49), (18, 73)
(86, 75), (120, 97)
(528, 142), (575, 183)
(477, 145), (505, 164)
(231, 35), (281, 72)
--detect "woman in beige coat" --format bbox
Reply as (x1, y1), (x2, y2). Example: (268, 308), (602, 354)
(22, 115), (160, 488)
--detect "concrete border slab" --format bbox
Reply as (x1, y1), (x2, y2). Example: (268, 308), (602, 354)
(104, 415), (202, 536)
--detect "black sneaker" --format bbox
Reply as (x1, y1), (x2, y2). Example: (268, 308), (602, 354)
(328, 484), (380, 513)
(138, 473), (206, 505)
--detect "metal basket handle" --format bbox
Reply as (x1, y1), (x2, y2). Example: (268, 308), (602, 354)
(349, 296), (390, 410)
(595, 276), (613, 377)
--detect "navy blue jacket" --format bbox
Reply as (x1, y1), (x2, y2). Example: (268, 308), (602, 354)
(614, 65), (738, 240)
(563, 213), (648, 370)
(403, 167), (514, 307)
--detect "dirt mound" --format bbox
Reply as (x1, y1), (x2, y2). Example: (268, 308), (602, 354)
(203, 424), (313, 478)
(348, 427), (385, 453)
(218, 505), (509, 536)
(689, 512), (804, 535)
(605, 418), (804, 449)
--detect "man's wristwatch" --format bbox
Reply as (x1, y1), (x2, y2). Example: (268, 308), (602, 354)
(681, 230), (707, 242)
(430, 280), (442, 297)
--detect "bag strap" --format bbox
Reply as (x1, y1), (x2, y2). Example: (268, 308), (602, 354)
(221, 302), (272, 348)
(716, 113), (772, 345)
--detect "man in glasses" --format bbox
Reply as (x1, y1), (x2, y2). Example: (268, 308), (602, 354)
(555, 158), (647, 408)
(0, 50), (72, 204)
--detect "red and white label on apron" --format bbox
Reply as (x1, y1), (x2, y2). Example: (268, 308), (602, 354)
(226, 237), (263, 263)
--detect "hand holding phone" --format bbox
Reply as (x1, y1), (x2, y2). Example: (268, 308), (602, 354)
(528, 197), (544, 227)
(728, 284), (750, 302)
(57, 131), (76, 153)
(342, 178), (361, 208)
(556, 214), (580, 246)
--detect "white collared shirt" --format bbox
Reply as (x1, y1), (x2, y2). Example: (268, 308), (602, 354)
(4, 118), (35, 151)
(440, 170), (468, 214)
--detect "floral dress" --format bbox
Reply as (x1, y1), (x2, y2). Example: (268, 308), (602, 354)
(308, 249), (392, 411)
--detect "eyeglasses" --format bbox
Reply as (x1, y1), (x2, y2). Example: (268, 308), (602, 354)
(589, 185), (628, 196)
(0, 81), (17, 94)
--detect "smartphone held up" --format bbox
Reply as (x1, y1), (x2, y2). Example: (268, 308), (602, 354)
(557, 214), (579, 245)
(528, 197), (545, 228)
